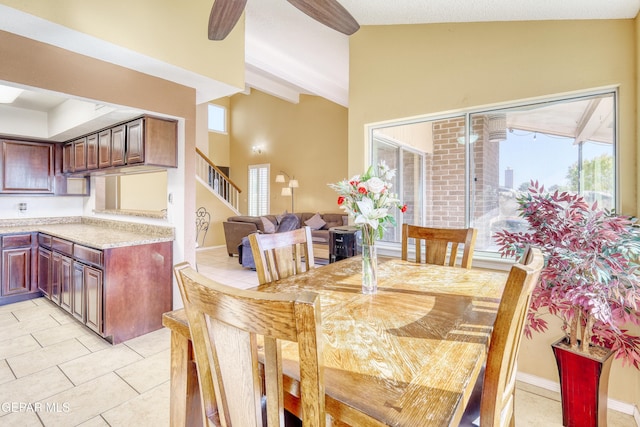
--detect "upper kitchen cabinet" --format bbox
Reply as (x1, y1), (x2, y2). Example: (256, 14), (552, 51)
(125, 116), (177, 167)
(1, 140), (54, 193)
(86, 133), (98, 170)
(64, 115), (177, 175)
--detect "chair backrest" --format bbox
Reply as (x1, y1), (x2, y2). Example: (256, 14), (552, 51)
(480, 246), (544, 426)
(249, 226), (315, 285)
(174, 263), (325, 427)
(401, 224), (478, 268)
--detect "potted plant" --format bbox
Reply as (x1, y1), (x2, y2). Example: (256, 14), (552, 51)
(494, 181), (640, 427)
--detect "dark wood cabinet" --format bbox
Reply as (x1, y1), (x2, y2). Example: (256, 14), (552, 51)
(38, 247), (52, 298)
(125, 118), (144, 164)
(98, 129), (112, 169)
(63, 143), (73, 174)
(48, 237), (73, 306)
(84, 265), (103, 334)
(56, 253), (73, 313)
(0, 233), (37, 305)
(86, 133), (98, 170)
(0, 140), (54, 193)
(111, 124), (126, 167)
(63, 115), (176, 176)
(31, 232), (172, 344)
(2, 247), (30, 296)
(73, 137), (87, 172)
(72, 262), (84, 322)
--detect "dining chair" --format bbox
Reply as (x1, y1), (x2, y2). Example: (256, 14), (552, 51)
(174, 262), (325, 427)
(401, 224), (478, 268)
(459, 246), (544, 427)
(249, 226), (315, 285)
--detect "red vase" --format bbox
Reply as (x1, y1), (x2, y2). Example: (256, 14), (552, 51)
(552, 338), (615, 427)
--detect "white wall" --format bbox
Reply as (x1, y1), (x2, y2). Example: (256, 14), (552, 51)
(0, 195), (85, 218)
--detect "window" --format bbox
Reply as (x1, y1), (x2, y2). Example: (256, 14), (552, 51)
(248, 164), (270, 216)
(369, 90), (617, 254)
(372, 134), (425, 243)
(208, 103), (226, 133)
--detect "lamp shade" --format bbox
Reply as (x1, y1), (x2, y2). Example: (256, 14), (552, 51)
(288, 179), (299, 188)
(275, 174), (285, 183)
(281, 187), (292, 196)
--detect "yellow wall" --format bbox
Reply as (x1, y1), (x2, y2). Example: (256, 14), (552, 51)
(0, 0), (245, 90)
(229, 89), (348, 215)
(119, 172), (167, 212)
(349, 19), (639, 406)
(349, 20), (637, 216)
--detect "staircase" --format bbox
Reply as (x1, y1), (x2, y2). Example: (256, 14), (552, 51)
(196, 148), (241, 214)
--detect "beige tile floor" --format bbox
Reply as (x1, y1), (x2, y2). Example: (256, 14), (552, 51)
(0, 245), (635, 426)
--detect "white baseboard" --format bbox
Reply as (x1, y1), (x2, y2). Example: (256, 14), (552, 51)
(517, 372), (639, 424)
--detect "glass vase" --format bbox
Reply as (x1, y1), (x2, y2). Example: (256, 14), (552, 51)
(361, 243), (378, 294)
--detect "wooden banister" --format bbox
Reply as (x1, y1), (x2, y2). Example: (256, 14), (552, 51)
(195, 147), (241, 193)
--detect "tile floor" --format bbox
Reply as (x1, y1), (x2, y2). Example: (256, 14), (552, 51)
(0, 245), (636, 426)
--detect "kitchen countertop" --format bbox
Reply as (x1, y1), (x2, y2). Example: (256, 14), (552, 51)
(0, 217), (174, 250)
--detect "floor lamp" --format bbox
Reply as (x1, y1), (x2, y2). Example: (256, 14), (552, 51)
(275, 171), (298, 212)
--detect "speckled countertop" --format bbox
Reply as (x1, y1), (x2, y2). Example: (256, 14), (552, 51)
(0, 217), (174, 250)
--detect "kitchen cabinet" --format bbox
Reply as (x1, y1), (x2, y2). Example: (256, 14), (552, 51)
(49, 237), (73, 307)
(62, 144), (72, 174)
(0, 233), (37, 301)
(35, 232), (171, 344)
(125, 118), (144, 164)
(0, 140), (54, 193)
(98, 128), (112, 168)
(111, 125), (126, 167)
(73, 137), (87, 172)
(83, 264), (103, 334)
(86, 133), (98, 170)
(55, 252), (73, 313)
(38, 247), (52, 298)
(65, 115), (176, 176)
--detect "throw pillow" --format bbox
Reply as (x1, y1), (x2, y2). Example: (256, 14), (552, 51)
(260, 217), (276, 234)
(276, 210), (289, 225)
(304, 213), (326, 230)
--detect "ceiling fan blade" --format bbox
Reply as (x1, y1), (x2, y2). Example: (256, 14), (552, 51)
(286, 0), (360, 35)
(208, 0), (248, 41)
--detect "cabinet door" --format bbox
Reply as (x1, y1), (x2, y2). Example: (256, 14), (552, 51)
(1, 140), (54, 193)
(98, 129), (112, 169)
(62, 143), (73, 174)
(72, 262), (84, 322)
(51, 252), (61, 305)
(37, 247), (52, 298)
(111, 125), (126, 167)
(85, 265), (103, 334)
(73, 138), (87, 172)
(125, 118), (144, 164)
(59, 254), (72, 313)
(86, 133), (98, 170)
(1, 247), (30, 296)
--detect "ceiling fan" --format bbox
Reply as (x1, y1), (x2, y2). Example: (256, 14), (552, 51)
(208, 0), (360, 40)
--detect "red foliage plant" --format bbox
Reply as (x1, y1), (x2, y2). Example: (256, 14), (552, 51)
(494, 181), (640, 368)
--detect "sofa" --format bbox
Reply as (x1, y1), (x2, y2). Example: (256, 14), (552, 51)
(223, 212), (347, 257)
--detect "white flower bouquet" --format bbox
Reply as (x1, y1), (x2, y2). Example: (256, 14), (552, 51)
(329, 161), (407, 246)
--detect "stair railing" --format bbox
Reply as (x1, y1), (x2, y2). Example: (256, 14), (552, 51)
(195, 147), (241, 212)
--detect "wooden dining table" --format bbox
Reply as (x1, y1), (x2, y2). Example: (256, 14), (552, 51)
(162, 255), (508, 426)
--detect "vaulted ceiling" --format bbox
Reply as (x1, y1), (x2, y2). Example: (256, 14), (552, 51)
(0, 1), (637, 141)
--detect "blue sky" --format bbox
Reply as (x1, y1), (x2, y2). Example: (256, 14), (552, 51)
(498, 132), (612, 189)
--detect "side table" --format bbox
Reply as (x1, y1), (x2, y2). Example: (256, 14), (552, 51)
(329, 226), (360, 263)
